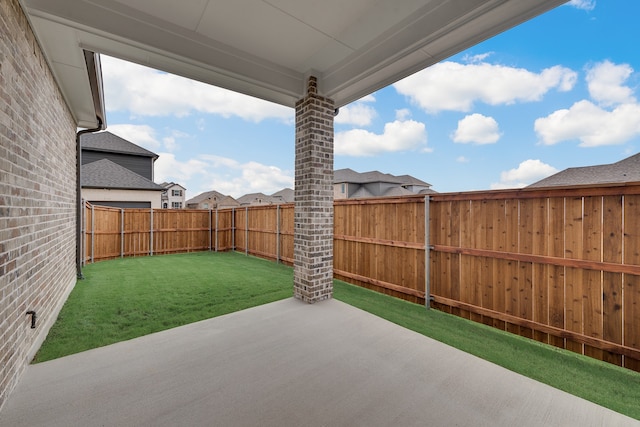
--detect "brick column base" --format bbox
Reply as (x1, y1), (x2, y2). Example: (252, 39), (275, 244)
(293, 76), (335, 303)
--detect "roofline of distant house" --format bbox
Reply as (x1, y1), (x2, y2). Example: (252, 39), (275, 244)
(83, 185), (164, 191)
(81, 146), (158, 159)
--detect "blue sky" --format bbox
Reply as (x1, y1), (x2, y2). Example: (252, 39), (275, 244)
(101, 0), (640, 200)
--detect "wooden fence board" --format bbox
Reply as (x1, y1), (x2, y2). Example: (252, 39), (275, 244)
(547, 197), (566, 348)
(624, 195), (640, 370)
(448, 201), (462, 316)
(564, 197), (584, 353)
(504, 199), (520, 334)
(583, 196), (603, 360)
(531, 198), (549, 342)
(602, 195), (623, 365)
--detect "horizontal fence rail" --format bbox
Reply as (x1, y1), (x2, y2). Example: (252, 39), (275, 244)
(83, 182), (640, 372)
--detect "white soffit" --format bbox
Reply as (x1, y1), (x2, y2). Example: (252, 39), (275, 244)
(21, 0), (568, 125)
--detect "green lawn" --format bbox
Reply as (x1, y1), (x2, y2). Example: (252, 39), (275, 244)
(34, 252), (292, 362)
(35, 252), (640, 420)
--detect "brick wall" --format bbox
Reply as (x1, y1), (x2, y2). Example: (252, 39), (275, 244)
(0, 0), (78, 410)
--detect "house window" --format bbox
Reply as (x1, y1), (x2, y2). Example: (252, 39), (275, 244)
(172, 189), (182, 197)
(163, 203), (168, 208)
(341, 183), (345, 193)
(172, 202), (182, 208)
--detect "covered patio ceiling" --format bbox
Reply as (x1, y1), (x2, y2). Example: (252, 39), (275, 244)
(21, 0), (568, 129)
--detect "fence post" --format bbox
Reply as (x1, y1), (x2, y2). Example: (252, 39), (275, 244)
(208, 209), (212, 252)
(425, 195), (430, 309)
(215, 208), (219, 252)
(90, 204), (95, 263)
(232, 208), (236, 251)
(150, 208), (154, 256)
(81, 199), (85, 266)
(276, 204), (281, 264)
(245, 206), (249, 256)
(120, 208), (124, 258)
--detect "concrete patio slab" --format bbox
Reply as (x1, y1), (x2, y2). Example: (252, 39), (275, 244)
(1, 298), (637, 427)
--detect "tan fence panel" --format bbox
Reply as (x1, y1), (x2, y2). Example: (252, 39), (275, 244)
(246, 206), (278, 261)
(279, 205), (294, 264)
(216, 209), (235, 251)
(153, 209), (210, 255)
(430, 185), (640, 372)
(334, 198), (426, 303)
(124, 209), (151, 257)
(234, 208), (247, 253)
(85, 205), (122, 262)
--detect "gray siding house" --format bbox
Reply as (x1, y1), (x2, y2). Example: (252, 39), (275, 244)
(81, 132), (164, 208)
(81, 131), (157, 181)
(334, 168), (435, 199)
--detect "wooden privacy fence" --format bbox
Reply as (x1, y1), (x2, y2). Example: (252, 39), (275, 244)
(83, 203), (291, 263)
(82, 183), (640, 371)
(430, 185), (640, 372)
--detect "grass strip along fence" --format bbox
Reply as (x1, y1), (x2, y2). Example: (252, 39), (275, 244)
(36, 252), (640, 420)
(83, 183), (640, 372)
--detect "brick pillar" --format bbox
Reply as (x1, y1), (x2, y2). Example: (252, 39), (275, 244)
(293, 76), (335, 303)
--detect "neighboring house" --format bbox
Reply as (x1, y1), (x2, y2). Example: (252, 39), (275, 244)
(334, 168), (435, 199)
(272, 188), (294, 203)
(185, 190), (240, 210)
(237, 192), (291, 206)
(81, 159), (164, 208)
(160, 182), (187, 209)
(81, 131), (164, 208)
(81, 131), (158, 180)
(527, 153), (640, 188)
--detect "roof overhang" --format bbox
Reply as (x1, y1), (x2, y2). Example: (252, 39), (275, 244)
(19, 0), (568, 126)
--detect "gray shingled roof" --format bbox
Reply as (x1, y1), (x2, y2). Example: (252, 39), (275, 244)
(81, 131), (158, 159)
(185, 190), (229, 205)
(160, 182), (186, 190)
(271, 188), (294, 203)
(528, 153), (640, 188)
(334, 168), (430, 186)
(237, 192), (287, 205)
(82, 159), (164, 190)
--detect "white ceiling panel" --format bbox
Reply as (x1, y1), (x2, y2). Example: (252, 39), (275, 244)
(112, 0), (210, 31)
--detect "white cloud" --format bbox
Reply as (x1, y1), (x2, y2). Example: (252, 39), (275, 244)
(335, 120), (427, 156)
(155, 153), (209, 185)
(586, 60), (636, 107)
(491, 159), (558, 189)
(567, 0), (596, 11)
(534, 60), (640, 147)
(534, 100), (640, 147)
(102, 56), (293, 123)
(393, 61), (577, 113)
(156, 153), (293, 199)
(162, 130), (191, 152)
(464, 52), (494, 63)
(395, 109), (412, 121)
(106, 124), (161, 151)
(456, 156), (470, 163)
(451, 114), (501, 144)
(335, 103), (377, 126)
